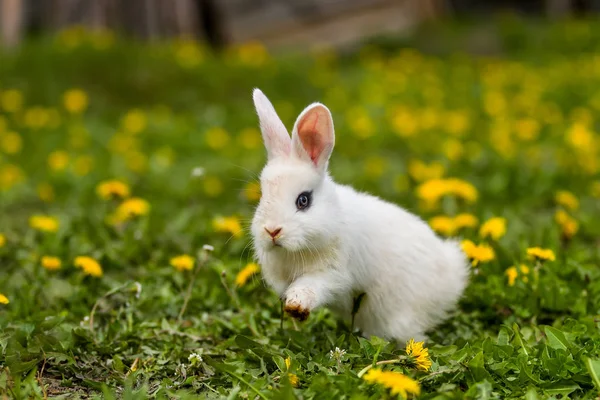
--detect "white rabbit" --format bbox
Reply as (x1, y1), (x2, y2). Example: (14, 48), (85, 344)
(250, 88), (469, 342)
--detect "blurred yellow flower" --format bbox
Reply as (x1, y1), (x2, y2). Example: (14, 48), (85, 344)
(1, 132), (23, 154)
(479, 217), (507, 241)
(526, 247), (556, 262)
(175, 40), (204, 68)
(416, 178), (478, 205)
(235, 263), (260, 287)
(505, 266), (518, 286)
(284, 356), (299, 387)
(514, 118), (540, 141)
(0, 233), (5, 247)
(125, 151), (148, 173)
(0, 293), (8, 304)
(37, 182), (55, 202)
(408, 160), (445, 182)
(453, 213), (479, 230)
(443, 139), (464, 161)
(235, 41), (269, 67)
(461, 240), (495, 266)
(429, 216), (455, 236)
(63, 88), (89, 114)
(239, 128), (261, 149)
(362, 369), (420, 398)
(170, 254), (195, 271)
(24, 107), (51, 129)
(364, 156), (387, 178)
(41, 256), (62, 271)
(74, 256), (103, 277)
(566, 123), (594, 151)
(122, 109), (147, 134)
(29, 215), (59, 233)
(592, 180), (600, 198)
(115, 197), (150, 220)
(96, 180), (130, 200)
(554, 190), (579, 211)
(406, 338), (432, 371)
(0, 89), (23, 112)
(347, 107), (375, 139)
(204, 176), (223, 197)
(48, 150), (70, 171)
(554, 210), (579, 239)
(391, 108), (419, 137)
(205, 127), (230, 150)
(213, 216), (243, 238)
(0, 164), (25, 190)
(244, 181), (261, 202)
(445, 110), (470, 136)
(73, 155), (94, 176)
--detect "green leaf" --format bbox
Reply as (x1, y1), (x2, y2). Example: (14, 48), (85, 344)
(543, 326), (570, 351)
(585, 358), (600, 391)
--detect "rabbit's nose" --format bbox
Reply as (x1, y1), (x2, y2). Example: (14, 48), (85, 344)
(264, 227), (282, 239)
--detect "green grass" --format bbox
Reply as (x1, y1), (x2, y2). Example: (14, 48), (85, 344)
(1, 18), (600, 399)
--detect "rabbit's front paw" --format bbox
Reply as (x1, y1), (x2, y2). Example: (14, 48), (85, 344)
(284, 287), (316, 321)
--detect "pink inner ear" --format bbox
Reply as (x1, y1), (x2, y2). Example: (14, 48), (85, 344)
(298, 113), (326, 165)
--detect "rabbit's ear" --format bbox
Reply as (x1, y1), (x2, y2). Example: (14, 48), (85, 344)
(253, 88), (291, 160)
(291, 103), (335, 172)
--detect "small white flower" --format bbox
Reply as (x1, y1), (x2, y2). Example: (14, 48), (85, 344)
(133, 282), (142, 298)
(202, 244), (214, 252)
(188, 352), (203, 367)
(191, 167), (205, 178)
(329, 347), (347, 361)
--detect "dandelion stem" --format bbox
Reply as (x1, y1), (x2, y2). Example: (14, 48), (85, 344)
(178, 250), (208, 322)
(357, 359), (403, 378)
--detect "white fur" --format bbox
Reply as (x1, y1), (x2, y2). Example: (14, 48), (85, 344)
(250, 88), (470, 342)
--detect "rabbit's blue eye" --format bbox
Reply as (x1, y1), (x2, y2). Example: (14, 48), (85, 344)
(296, 191), (312, 211)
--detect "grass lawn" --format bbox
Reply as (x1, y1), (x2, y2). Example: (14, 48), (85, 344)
(1, 18), (600, 399)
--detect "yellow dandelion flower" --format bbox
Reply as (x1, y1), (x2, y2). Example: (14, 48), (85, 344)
(244, 181), (261, 202)
(37, 182), (55, 202)
(505, 266), (518, 286)
(73, 155), (94, 176)
(406, 339), (432, 371)
(122, 109), (147, 134)
(554, 190), (579, 211)
(527, 247), (556, 262)
(416, 178), (478, 205)
(170, 254), (195, 272)
(236, 263), (260, 287)
(479, 217), (507, 241)
(429, 216), (455, 236)
(591, 180), (600, 198)
(408, 160), (445, 183)
(461, 240), (495, 266)
(362, 369), (420, 398)
(29, 215), (59, 233)
(236, 40), (269, 67)
(0, 89), (23, 113)
(239, 127), (261, 149)
(212, 216), (243, 238)
(48, 150), (70, 172)
(0, 164), (25, 190)
(0, 233), (5, 247)
(96, 179), (130, 200)
(203, 176), (223, 197)
(115, 197), (150, 220)
(74, 256), (103, 277)
(554, 210), (579, 239)
(63, 88), (89, 114)
(41, 256), (62, 271)
(1, 131), (23, 154)
(0, 293), (9, 304)
(284, 357), (299, 387)
(453, 213), (479, 230)
(205, 127), (230, 150)
(175, 39), (204, 68)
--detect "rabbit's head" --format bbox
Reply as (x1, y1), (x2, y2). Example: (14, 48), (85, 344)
(251, 89), (339, 253)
